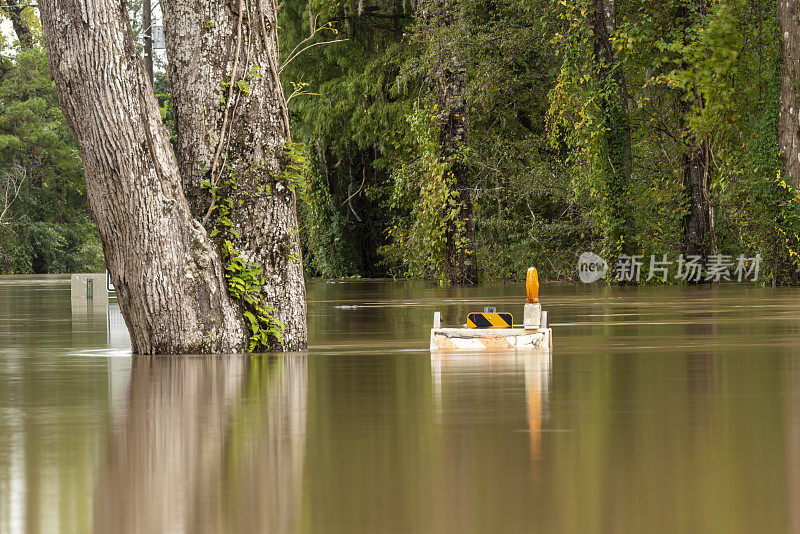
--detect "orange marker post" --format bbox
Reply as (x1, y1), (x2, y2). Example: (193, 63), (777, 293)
(526, 267), (539, 304)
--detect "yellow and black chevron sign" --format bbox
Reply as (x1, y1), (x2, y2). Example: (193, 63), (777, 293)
(467, 312), (513, 329)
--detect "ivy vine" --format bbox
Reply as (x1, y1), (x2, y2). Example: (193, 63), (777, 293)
(202, 175), (285, 352)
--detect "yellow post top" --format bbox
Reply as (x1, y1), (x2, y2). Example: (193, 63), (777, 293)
(526, 267), (539, 303)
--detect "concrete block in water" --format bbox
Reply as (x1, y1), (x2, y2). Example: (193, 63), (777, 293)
(524, 303), (541, 330)
(70, 273), (108, 305)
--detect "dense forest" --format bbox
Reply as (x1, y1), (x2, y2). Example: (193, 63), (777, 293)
(1, 0), (799, 284)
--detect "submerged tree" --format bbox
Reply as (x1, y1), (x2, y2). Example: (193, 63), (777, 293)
(161, 0), (307, 351)
(39, 0), (307, 354)
(676, 2), (714, 261)
(590, 0), (633, 256)
(548, 0), (635, 260)
(421, 0), (477, 284)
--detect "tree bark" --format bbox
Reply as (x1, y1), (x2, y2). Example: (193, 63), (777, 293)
(780, 0), (800, 187)
(0, 0), (34, 48)
(162, 0), (307, 350)
(423, 0), (477, 285)
(681, 94), (713, 260)
(39, 0), (248, 354)
(591, 0), (634, 254)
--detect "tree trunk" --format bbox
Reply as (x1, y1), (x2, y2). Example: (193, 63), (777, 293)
(681, 94), (713, 260)
(162, 0), (307, 350)
(39, 0), (248, 354)
(675, 3), (713, 261)
(591, 0), (634, 255)
(780, 0), (800, 187)
(142, 0), (153, 84)
(0, 0), (34, 48)
(424, 0), (477, 285)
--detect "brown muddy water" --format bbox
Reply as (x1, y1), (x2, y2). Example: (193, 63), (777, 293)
(1, 276), (800, 533)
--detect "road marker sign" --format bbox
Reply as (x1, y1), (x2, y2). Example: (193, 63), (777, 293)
(467, 312), (513, 329)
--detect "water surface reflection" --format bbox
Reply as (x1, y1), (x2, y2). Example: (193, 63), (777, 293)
(94, 354), (307, 534)
(4, 279), (800, 533)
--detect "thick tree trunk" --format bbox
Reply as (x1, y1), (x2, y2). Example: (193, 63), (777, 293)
(39, 0), (248, 354)
(0, 0), (33, 48)
(591, 0), (634, 255)
(424, 0), (477, 285)
(162, 0), (307, 350)
(780, 0), (800, 187)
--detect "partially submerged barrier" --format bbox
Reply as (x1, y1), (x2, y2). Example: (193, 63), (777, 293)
(430, 267), (553, 351)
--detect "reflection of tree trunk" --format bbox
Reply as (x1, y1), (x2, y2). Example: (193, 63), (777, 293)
(221, 354), (308, 533)
(94, 356), (248, 533)
(786, 355), (800, 533)
(779, 0), (800, 188)
(94, 355), (307, 533)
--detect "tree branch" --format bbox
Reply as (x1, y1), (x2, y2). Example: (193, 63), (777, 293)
(0, 162), (27, 226)
(279, 39), (348, 74)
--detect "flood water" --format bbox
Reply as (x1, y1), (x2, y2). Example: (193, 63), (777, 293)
(1, 276), (800, 533)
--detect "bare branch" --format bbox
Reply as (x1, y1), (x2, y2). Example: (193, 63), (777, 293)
(279, 39), (349, 74)
(0, 162), (27, 226)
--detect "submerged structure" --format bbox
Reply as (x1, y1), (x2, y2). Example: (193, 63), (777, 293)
(430, 268), (553, 351)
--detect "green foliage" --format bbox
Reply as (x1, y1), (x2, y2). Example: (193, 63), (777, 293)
(10, 0), (800, 287)
(648, 0), (745, 136)
(280, 0), (418, 278)
(280, 141), (309, 189)
(0, 47), (104, 274)
(773, 174), (800, 270)
(546, 0), (633, 260)
(380, 104), (469, 282)
(203, 178), (285, 351)
(282, 0), (576, 281)
(221, 240), (285, 352)
(153, 72), (177, 141)
(716, 51), (800, 284)
(297, 143), (361, 277)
